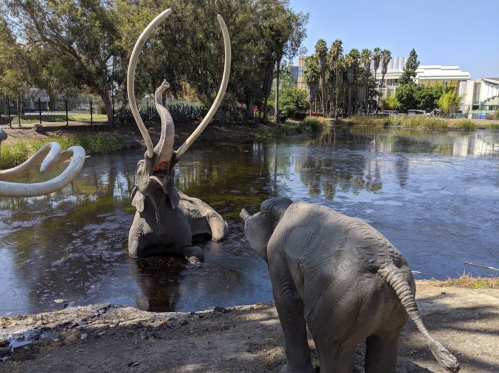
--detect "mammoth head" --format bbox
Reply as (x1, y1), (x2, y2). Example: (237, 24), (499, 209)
(127, 8), (231, 209)
(240, 198), (293, 262)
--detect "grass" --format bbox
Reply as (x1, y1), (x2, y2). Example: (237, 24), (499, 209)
(7, 114), (108, 125)
(347, 114), (496, 131)
(1, 132), (127, 169)
(426, 272), (499, 289)
(257, 117), (330, 137)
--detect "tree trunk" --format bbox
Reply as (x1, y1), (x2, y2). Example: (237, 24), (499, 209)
(274, 60), (281, 123)
(377, 74), (386, 113)
(97, 90), (113, 123)
(348, 84), (352, 117)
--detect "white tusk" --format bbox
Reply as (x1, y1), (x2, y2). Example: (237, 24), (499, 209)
(127, 8), (172, 159)
(0, 143), (86, 197)
(240, 209), (250, 222)
(172, 14), (231, 165)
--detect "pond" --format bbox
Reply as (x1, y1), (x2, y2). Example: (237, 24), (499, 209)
(1, 126), (498, 316)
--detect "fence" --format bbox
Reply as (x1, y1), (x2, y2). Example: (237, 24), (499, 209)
(436, 111), (498, 120)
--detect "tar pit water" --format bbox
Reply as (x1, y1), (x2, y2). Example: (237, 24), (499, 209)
(1, 126), (498, 316)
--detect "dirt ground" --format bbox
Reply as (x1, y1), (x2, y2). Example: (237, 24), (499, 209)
(0, 281), (498, 372)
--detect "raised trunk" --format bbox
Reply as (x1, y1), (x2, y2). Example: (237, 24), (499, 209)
(154, 81), (175, 173)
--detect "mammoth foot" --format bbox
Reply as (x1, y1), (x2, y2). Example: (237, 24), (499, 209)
(182, 246), (204, 262)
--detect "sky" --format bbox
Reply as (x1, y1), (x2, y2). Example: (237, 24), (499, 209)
(289, 0), (499, 80)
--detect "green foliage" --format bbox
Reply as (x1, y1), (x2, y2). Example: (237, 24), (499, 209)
(456, 120), (476, 131)
(437, 89), (462, 113)
(398, 48), (420, 85)
(273, 88), (309, 122)
(396, 85), (444, 113)
(257, 117), (329, 137)
(495, 110), (499, 120)
(1, 133), (127, 169)
(383, 95), (400, 110)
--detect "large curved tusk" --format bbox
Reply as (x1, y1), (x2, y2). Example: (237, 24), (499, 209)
(127, 8), (173, 159)
(0, 144), (86, 197)
(171, 14), (231, 168)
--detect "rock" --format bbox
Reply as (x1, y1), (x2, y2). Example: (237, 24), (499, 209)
(80, 333), (88, 340)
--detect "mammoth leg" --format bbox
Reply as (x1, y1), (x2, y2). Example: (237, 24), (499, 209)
(364, 332), (401, 373)
(178, 191), (228, 242)
(270, 254), (314, 373)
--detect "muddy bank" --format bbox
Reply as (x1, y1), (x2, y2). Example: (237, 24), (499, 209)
(1, 282), (498, 372)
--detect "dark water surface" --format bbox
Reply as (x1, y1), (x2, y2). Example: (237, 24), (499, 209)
(1, 126), (498, 316)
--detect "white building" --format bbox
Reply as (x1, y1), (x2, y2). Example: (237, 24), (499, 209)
(374, 57), (471, 101)
(462, 78), (499, 113)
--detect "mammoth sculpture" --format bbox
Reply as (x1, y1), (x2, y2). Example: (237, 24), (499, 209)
(240, 198), (460, 373)
(127, 9), (230, 260)
(0, 128), (85, 197)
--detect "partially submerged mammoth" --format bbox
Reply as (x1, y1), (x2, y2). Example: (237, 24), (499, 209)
(240, 198), (460, 373)
(0, 128), (85, 197)
(127, 9), (230, 260)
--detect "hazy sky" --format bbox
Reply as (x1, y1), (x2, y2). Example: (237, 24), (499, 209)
(289, 0), (499, 80)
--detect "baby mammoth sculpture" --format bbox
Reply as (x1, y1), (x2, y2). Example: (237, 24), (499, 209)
(0, 127), (85, 197)
(240, 198), (460, 373)
(127, 9), (230, 260)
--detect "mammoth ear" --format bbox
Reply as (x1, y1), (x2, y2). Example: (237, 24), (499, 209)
(245, 214), (272, 263)
(131, 187), (145, 213)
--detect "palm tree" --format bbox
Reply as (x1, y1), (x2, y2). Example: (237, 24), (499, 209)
(377, 49), (392, 113)
(372, 47), (381, 109)
(315, 39), (328, 117)
(360, 48), (372, 114)
(345, 49), (360, 117)
(329, 39), (343, 117)
(335, 56), (346, 117)
(304, 55), (320, 117)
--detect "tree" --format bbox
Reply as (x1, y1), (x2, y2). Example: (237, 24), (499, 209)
(4, 0), (123, 123)
(345, 49), (360, 116)
(315, 39), (328, 117)
(399, 48), (420, 86)
(382, 95), (399, 110)
(273, 6), (308, 122)
(377, 49), (392, 112)
(437, 89), (462, 113)
(329, 39), (343, 117)
(303, 55), (320, 116)
(395, 83), (418, 113)
(0, 16), (29, 108)
(272, 87), (309, 121)
(372, 47), (381, 92)
(360, 48), (372, 113)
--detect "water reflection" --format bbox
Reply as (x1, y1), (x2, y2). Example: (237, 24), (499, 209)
(1, 127), (498, 316)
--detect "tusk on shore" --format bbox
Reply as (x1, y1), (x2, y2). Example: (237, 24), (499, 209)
(240, 209), (250, 222)
(127, 8), (173, 159)
(171, 14), (231, 168)
(0, 143), (86, 197)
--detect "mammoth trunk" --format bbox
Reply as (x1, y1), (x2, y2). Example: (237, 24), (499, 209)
(154, 81), (175, 175)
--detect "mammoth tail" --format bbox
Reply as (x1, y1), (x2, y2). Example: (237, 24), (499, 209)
(379, 265), (460, 372)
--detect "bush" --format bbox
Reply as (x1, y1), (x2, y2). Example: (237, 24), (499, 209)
(495, 110), (499, 120)
(455, 120), (476, 131)
(275, 88), (309, 122)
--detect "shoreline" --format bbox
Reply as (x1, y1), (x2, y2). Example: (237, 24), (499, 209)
(1, 280), (498, 372)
